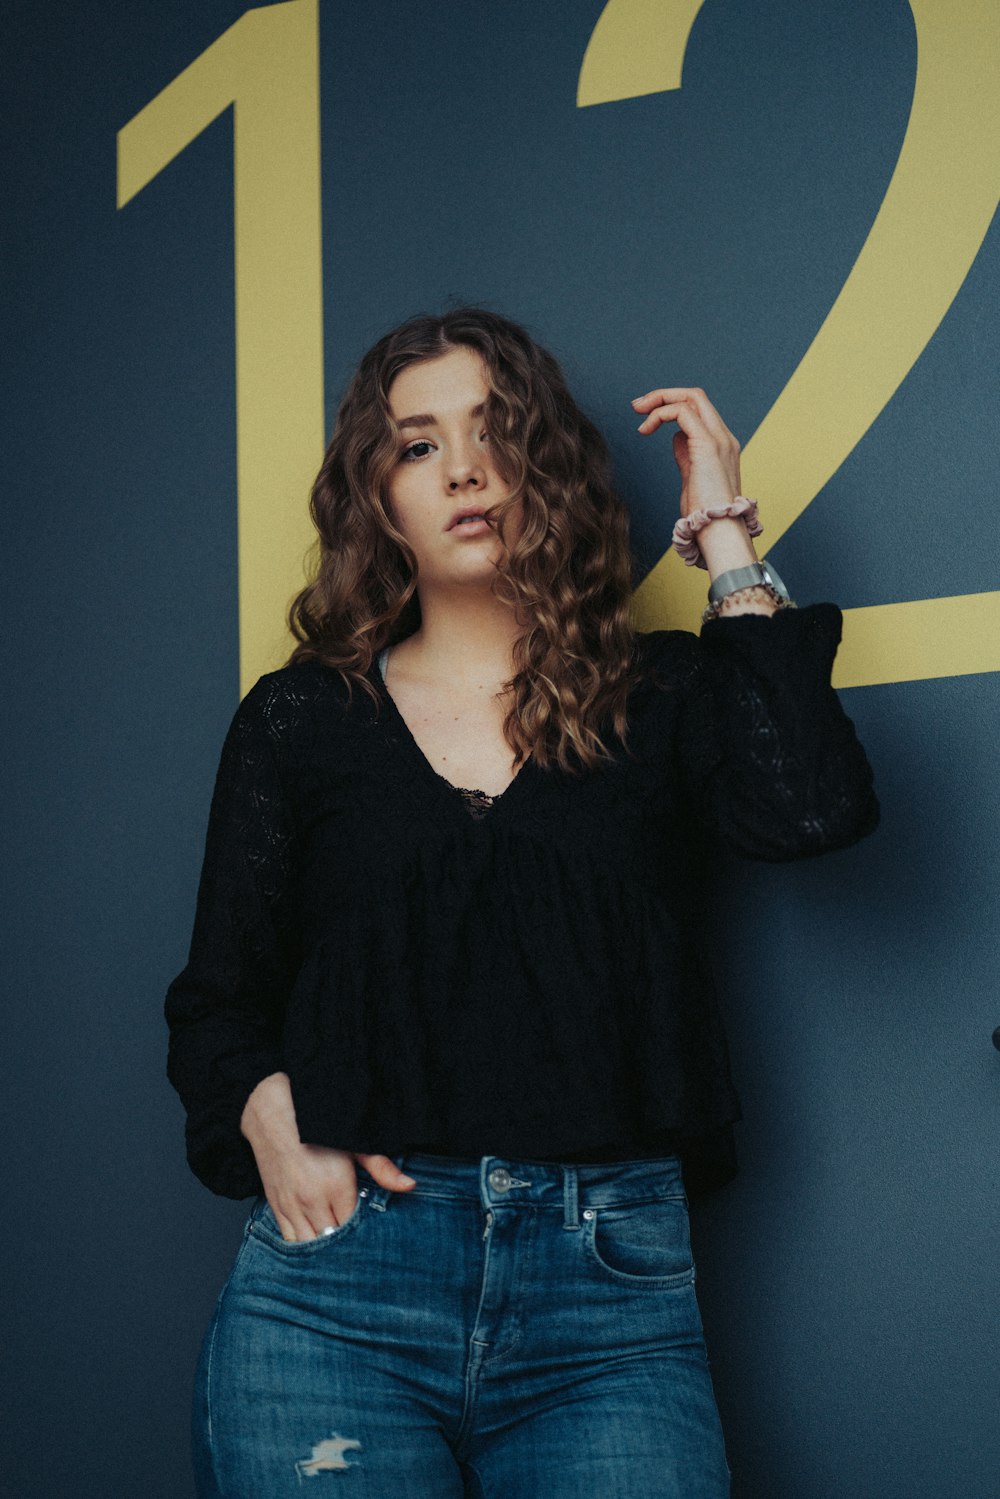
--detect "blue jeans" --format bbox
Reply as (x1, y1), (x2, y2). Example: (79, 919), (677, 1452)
(192, 1152), (731, 1496)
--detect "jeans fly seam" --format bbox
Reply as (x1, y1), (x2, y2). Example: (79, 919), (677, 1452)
(456, 1271), (492, 1454)
(477, 1203), (536, 1366)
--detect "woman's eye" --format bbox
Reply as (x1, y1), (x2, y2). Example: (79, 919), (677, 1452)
(401, 440), (434, 462)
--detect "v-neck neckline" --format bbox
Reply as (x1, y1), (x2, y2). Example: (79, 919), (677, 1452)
(373, 646), (532, 818)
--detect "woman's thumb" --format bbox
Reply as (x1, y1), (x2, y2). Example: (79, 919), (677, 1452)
(672, 428), (690, 482)
(355, 1152), (416, 1189)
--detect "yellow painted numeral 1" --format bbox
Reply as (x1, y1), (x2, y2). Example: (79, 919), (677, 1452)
(581, 0), (1000, 688)
(117, 0), (324, 696)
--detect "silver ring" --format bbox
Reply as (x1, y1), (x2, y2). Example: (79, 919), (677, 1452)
(321, 1225), (337, 1237)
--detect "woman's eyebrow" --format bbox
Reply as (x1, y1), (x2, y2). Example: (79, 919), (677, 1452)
(397, 401), (486, 431)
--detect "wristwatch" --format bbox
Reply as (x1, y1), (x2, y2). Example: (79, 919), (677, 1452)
(707, 558), (791, 607)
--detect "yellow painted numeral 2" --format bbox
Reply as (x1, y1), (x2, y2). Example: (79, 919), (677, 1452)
(581, 0), (1000, 688)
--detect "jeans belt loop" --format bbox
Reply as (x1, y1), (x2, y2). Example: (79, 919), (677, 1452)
(562, 1164), (580, 1231)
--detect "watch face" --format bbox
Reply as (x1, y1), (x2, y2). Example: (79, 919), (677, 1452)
(761, 560), (790, 599)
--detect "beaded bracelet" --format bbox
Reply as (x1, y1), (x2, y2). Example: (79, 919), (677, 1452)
(701, 584), (798, 625)
(672, 496), (763, 569)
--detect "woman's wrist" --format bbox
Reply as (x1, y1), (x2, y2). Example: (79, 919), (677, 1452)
(694, 514), (760, 579)
(240, 1071), (297, 1145)
(674, 499), (794, 619)
(710, 583), (780, 617)
(673, 496), (762, 570)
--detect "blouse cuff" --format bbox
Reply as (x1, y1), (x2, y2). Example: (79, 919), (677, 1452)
(185, 1049), (282, 1200)
(699, 599), (842, 665)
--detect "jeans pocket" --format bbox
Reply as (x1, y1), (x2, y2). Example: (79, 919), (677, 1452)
(247, 1190), (370, 1256)
(584, 1194), (695, 1286)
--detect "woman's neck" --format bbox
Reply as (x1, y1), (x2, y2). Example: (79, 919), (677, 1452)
(393, 591), (524, 690)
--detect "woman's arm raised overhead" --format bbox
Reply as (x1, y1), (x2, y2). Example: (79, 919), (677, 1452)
(630, 382), (878, 859)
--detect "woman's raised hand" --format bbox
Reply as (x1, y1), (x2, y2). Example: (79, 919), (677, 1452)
(239, 1072), (416, 1243)
(631, 386), (742, 518)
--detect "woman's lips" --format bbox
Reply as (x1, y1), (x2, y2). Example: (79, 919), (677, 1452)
(448, 517), (491, 536)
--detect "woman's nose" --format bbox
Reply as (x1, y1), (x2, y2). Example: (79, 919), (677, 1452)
(446, 442), (486, 491)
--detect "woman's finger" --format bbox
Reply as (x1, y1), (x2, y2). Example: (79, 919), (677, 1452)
(356, 1152), (417, 1191)
(635, 400), (709, 439)
(632, 387), (735, 445)
(268, 1190), (339, 1242)
(289, 1206), (317, 1242)
(305, 1201), (344, 1238)
(328, 1187), (357, 1230)
(283, 1199), (340, 1241)
(632, 385), (715, 417)
(632, 386), (700, 410)
(270, 1201), (303, 1243)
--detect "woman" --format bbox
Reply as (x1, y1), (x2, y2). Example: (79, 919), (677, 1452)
(165, 307), (879, 1497)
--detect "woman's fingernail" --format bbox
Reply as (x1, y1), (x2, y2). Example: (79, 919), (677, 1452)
(400, 1174), (416, 1185)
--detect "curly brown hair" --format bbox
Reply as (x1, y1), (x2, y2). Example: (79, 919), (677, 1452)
(285, 306), (645, 773)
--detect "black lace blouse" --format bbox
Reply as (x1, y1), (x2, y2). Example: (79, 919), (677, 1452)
(164, 604), (879, 1200)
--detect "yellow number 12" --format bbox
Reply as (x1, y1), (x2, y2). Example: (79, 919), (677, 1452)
(119, 0), (1000, 693)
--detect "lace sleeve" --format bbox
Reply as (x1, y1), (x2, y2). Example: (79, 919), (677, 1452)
(670, 602), (880, 861)
(164, 676), (301, 1199)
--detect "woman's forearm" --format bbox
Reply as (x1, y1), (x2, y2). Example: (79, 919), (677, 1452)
(695, 516), (778, 617)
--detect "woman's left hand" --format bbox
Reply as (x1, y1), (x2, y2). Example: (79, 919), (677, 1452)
(631, 386), (742, 519)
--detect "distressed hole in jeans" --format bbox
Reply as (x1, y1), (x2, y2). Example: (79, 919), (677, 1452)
(295, 1433), (362, 1479)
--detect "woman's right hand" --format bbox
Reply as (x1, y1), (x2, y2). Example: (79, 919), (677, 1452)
(239, 1072), (416, 1243)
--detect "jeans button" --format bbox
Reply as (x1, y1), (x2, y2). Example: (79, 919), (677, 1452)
(488, 1166), (512, 1192)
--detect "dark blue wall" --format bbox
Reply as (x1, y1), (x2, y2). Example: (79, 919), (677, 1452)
(4, 2), (998, 1495)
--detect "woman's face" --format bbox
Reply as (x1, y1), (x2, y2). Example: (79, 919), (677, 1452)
(385, 346), (523, 591)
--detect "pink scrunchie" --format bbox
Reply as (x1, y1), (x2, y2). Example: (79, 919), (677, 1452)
(672, 496), (763, 569)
